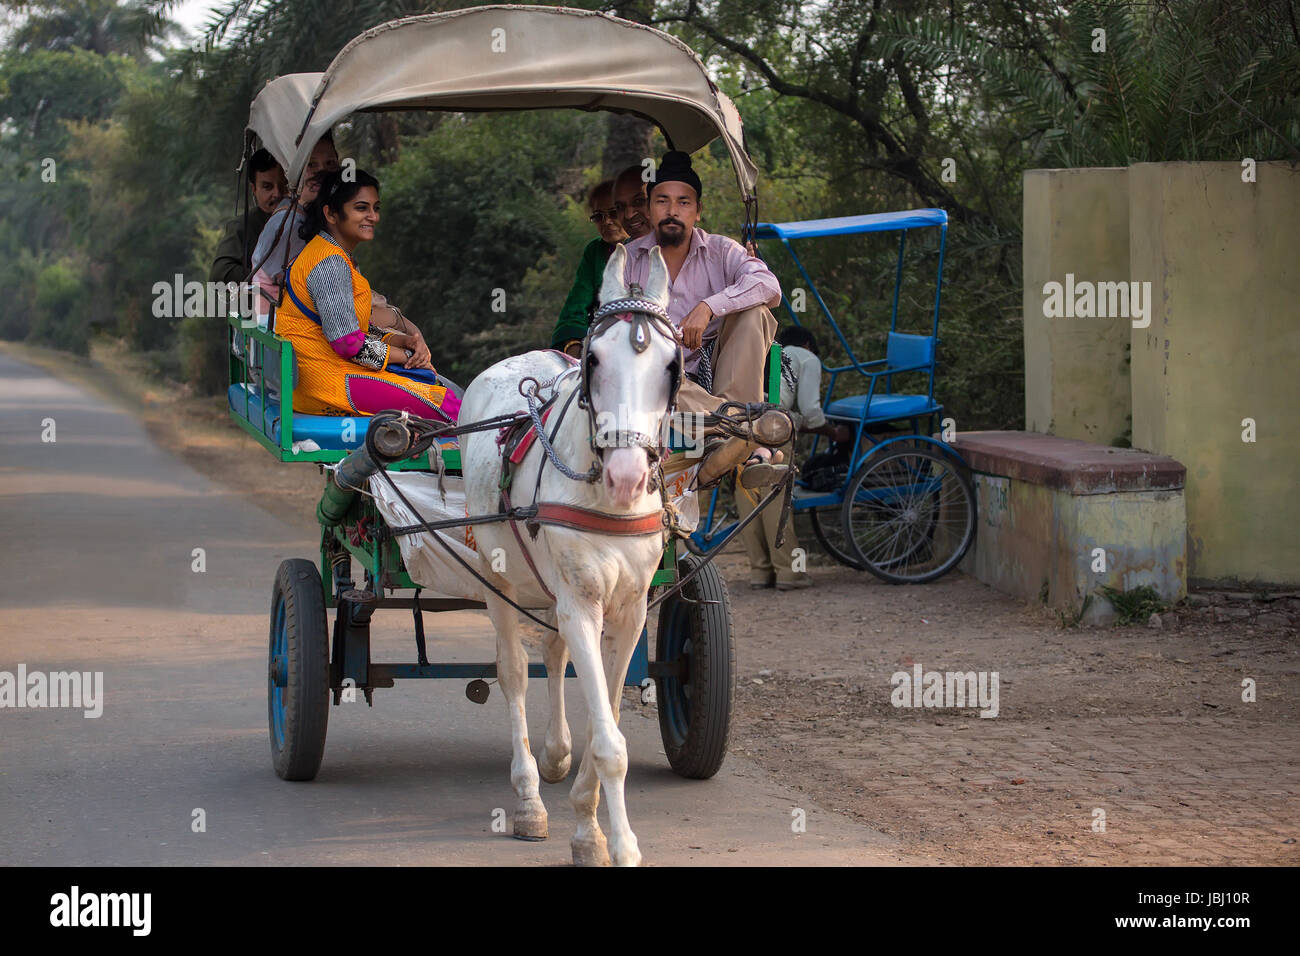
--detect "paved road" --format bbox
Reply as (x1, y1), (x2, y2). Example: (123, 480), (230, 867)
(0, 353), (902, 865)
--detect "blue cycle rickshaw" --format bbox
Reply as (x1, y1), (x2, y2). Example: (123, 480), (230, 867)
(695, 209), (977, 584)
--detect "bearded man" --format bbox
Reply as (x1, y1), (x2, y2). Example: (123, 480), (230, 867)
(622, 150), (789, 486)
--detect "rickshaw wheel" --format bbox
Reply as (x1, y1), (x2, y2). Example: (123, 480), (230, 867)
(841, 446), (975, 584)
(809, 504), (865, 569)
(654, 552), (735, 779)
(268, 559), (330, 781)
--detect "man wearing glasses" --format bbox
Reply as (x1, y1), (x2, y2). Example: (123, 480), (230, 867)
(551, 169), (648, 356)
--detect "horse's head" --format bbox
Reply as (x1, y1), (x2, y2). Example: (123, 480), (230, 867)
(581, 244), (680, 509)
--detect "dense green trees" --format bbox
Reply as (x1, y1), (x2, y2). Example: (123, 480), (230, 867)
(0, 0), (1294, 425)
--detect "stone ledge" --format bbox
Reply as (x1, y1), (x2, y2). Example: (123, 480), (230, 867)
(951, 430), (1185, 495)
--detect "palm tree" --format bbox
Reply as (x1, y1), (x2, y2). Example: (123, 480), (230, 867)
(872, 0), (1300, 167)
(5, 0), (179, 60)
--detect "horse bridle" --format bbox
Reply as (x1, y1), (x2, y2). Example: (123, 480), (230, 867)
(578, 285), (683, 465)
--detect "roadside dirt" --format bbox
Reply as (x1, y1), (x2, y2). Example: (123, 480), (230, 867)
(715, 541), (1299, 865)
(10, 336), (1296, 866)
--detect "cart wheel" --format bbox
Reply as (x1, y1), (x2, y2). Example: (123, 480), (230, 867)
(842, 445), (975, 584)
(268, 558), (330, 780)
(808, 503), (864, 569)
(654, 552), (735, 779)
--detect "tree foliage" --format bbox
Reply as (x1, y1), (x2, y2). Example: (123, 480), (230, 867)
(0, 0), (1294, 427)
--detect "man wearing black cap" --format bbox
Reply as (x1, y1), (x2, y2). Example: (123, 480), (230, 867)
(623, 150), (788, 486)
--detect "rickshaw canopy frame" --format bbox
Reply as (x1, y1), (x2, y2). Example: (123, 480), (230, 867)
(244, 6), (758, 201)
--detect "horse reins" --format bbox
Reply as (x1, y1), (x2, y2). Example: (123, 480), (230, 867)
(363, 295), (794, 627)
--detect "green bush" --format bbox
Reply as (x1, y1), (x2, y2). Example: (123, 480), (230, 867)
(177, 313), (228, 395)
(1095, 585), (1168, 625)
(28, 258), (91, 355)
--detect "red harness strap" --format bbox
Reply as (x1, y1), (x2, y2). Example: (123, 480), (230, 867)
(533, 503), (665, 536)
(494, 352), (660, 600)
(500, 487), (555, 601)
(507, 404), (552, 465)
(498, 495), (666, 604)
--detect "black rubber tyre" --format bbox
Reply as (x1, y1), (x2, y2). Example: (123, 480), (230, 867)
(808, 503), (865, 569)
(268, 558), (331, 781)
(654, 552), (735, 779)
(842, 446), (976, 584)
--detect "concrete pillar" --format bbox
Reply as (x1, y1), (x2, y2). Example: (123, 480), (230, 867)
(1128, 162), (1300, 586)
(1023, 168), (1133, 444)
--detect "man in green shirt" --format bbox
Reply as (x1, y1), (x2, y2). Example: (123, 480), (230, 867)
(552, 169), (648, 356)
(209, 149), (285, 284)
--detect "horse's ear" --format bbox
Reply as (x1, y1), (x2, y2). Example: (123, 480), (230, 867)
(643, 247), (670, 307)
(598, 243), (629, 306)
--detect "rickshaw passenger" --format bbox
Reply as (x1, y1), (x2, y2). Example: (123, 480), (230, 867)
(611, 163), (654, 244)
(251, 134), (340, 282)
(210, 148), (285, 284)
(623, 150), (786, 484)
(274, 169), (459, 423)
(250, 133), (421, 334)
(552, 166), (651, 357)
(552, 178), (627, 356)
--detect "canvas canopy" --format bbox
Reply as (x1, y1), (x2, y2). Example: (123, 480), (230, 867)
(261, 5), (757, 199)
(247, 72), (325, 169)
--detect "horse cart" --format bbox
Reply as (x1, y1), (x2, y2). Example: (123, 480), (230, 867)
(227, 7), (791, 809)
(690, 210), (978, 584)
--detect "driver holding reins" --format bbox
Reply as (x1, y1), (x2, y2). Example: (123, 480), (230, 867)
(622, 150), (791, 488)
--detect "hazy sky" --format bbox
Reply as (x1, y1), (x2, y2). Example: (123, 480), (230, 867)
(172, 0), (224, 41)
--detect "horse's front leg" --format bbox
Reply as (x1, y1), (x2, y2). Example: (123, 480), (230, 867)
(594, 596), (650, 864)
(538, 628), (572, 784)
(484, 587), (547, 841)
(556, 595), (618, 866)
(562, 598), (643, 867)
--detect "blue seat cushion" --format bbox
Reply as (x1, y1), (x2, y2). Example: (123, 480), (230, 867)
(824, 392), (938, 422)
(229, 384), (371, 450)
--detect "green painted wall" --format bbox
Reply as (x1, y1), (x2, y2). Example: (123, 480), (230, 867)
(963, 472), (1186, 625)
(1128, 162), (1300, 585)
(1023, 168), (1133, 445)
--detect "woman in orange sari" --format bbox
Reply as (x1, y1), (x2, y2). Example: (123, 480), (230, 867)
(275, 169), (460, 422)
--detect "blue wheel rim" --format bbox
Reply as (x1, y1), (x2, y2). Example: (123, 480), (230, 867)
(270, 596), (287, 750)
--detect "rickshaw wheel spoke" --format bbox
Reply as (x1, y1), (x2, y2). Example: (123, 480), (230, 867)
(841, 446), (976, 584)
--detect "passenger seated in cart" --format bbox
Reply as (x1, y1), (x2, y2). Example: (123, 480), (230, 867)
(274, 169), (459, 422)
(551, 178), (626, 357)
(551, 166), (652, 357)
(612, 163), (653, 244)
(251, 134), (340, 283)
(210, 148), (285, 284)
(623, 150), (788, 487)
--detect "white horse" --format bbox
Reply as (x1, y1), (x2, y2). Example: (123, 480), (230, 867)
(459, 244), (679, 866)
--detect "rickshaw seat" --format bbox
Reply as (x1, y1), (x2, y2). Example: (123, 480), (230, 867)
(824, 392), (937, 422)
(823, 333), (938, 424)
(228, 383), (367, 451)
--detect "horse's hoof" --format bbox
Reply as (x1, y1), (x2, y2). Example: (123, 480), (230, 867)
(610, 837), (642, 867)
(538, 752), (572, 784)
(513, 808), (548, 841)
(571, 834), (611, 867)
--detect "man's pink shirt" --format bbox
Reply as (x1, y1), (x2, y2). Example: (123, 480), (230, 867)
(623, 227), (781, 371)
